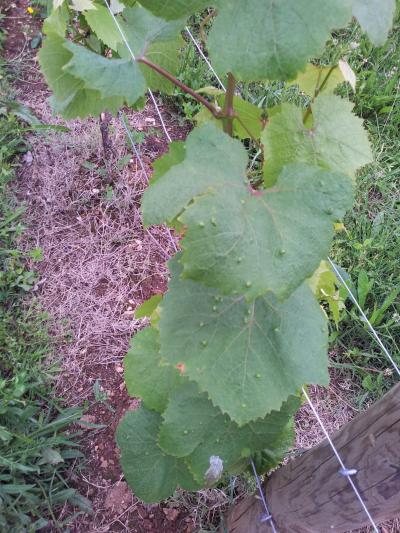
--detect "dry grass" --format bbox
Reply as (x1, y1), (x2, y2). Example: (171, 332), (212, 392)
(17, 100), (177, 401)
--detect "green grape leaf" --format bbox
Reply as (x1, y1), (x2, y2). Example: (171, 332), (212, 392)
(135, 294), (163, 319)
(63, 41), (146, 106)
(151, 141), (186, 182)
(43, 4), (70, 36)
(158, 382), (300, 481)
(180, 164), (353, 300)
(194, 106), (222, 130)
(159, 259), (328, 425)
(353, 0), (396, 46)
(84, 5), (124, 50)
(39, 34), (126, 118)
(262, 94), (373, 185)
(187, 396), (298, 482)
(117, 6), (185, 93)
(207, 0), (352, 81)
(139, 0), (212, 20)
(142, 124), (246, 226)
(39, 34), (83, 110)
(116, 407), (201, 502)
(124, 328), (181, 412)
(290, 64), (346, 97)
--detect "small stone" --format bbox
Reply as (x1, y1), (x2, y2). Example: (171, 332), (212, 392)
(198, 221), (205, 228)
(163, 508), (179, 522)
(211, 217), (217, 226)
(201, 340), (208, 347)
(245, 281), (252, 288)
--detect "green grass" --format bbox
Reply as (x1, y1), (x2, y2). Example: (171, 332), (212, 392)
(323, 19), (400, 405)
(0, 28), (89, 531)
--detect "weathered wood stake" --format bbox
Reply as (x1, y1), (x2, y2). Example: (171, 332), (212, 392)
(226, 383), (400, 533)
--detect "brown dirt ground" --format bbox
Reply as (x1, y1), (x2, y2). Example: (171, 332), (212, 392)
(2, 2), (399, 532)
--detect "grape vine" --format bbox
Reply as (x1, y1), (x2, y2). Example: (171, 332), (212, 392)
(40, 0), (394, 502)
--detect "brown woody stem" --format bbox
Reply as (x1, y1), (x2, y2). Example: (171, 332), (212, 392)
(138, 56), (221, 118)
(223, 73), (235, 136)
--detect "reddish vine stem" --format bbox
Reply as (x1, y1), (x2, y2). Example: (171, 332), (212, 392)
(138, 56), (222, 118)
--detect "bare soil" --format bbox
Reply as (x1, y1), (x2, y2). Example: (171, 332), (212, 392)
(3, 2), (398, 532)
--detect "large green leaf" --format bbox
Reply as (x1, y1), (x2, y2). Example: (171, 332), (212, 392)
(158, 383), (300, 483)
(142, 124), (246, 225)
(262, 94), (373, 184)
(85, 5), (184, 93)
(43, 3), (70, 36)
(84, 4), (124, 50)
(139, 0), (212, 20)
(159, 259), (328, 425)
(188, 397), (298, 482)
(39, 34), (125, 118)
(207, 0), (352, 81)
(151, 141), (186, 182)
(353, 0), (396, 46)
(63, 41), (146, 106)
(117, 6), (185, 93)
(180, 163), (353, 300)
(124, 328), (181, 412)
(116, 407), (201, 502)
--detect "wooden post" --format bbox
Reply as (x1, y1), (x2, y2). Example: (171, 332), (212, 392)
(226, 383), (400, 533)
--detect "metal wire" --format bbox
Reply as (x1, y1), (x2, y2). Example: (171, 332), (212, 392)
(250, 458), (278, 532)
(328, 257), (400, 378)
(302, 387), (379, 532)
(103, 1), (172, 142)
(119, 112), (149, 179)
(185, 26), (226, 91)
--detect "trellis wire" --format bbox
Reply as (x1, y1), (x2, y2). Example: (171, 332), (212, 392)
(250, 458), (278, 532)
(103, 1), (172, 142)
(119, 112), (149, 179)
(302, 387), (379, 532)
(185, 26), (226, 91)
